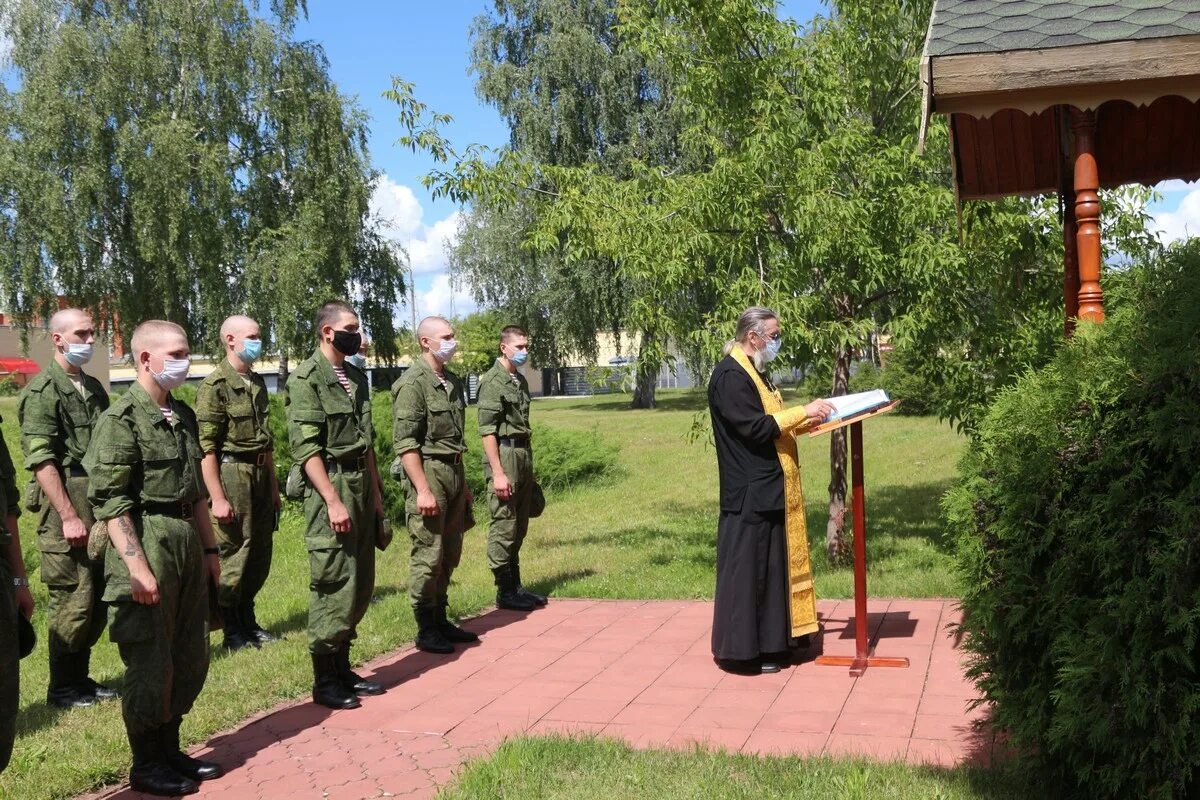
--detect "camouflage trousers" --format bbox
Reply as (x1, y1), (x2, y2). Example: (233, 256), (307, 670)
(485, 444), (533, 571)
(304, 468), (374, 655)
(211, 461), (275, 607)
(0, 556), (17, 774)
(405, 458), (466, 608)
(103, 516), (210, 736)
(38, 475), (106, 657)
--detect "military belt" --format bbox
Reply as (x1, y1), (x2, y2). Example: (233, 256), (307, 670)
(325, 454), (368, 473)
(142, 501), (194, 520)
(423, 451), (464, 465)
(498, 436), (530, 448)
(63, 465), (88, 478)
(221, 451), (269, 467)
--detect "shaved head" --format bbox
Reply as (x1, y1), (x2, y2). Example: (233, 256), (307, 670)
(130, 320), (187, 357)
(50, 308), (92, 335)
(220, 314), (258, 342)
(417, 316), (451, 340)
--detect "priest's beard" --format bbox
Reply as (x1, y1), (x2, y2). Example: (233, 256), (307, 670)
(751, 347), (770, 374)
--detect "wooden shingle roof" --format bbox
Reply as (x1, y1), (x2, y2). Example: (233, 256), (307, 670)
(926, 0), (1200, 57)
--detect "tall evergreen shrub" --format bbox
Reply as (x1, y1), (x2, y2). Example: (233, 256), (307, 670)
(945, 240), (1200, 799)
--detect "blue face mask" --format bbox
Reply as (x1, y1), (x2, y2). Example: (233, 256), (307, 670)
(346, 353), (367, 369)
(510, 349), (529, 366)
(763, 335), (782, 362)
(63, 343), (94, 367)
(238, 338), (263, 364)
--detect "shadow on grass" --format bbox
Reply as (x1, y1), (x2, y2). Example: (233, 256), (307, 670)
(524, 568), (598, 599)
(556, 393), (709, 414)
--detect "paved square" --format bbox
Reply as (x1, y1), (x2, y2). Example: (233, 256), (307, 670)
(86, 598), (995, 800)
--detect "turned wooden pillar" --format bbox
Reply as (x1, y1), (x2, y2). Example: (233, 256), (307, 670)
(1070, 108), (1104, 324)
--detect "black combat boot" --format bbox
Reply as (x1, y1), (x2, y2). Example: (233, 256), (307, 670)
(436, 598), (479, 643)
(414, 605), (454, 654)
(221, 604), (259, 651)
(512, 559), (548, 606)
(163, 716), (223, 781)
(311, 652), (361, 709)
(47, 652), (95, 709)
(240, 600), (276, 644)
(493, 565), (535, 611)
(128, 727), (198, 796)
(336, 646), (385, 696)
(77, 649), (118, 700)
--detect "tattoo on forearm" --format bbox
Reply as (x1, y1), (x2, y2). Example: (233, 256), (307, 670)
(117, 517), (144, 560)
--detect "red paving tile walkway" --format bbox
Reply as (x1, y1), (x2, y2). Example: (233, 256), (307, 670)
(87, 598), (995, 800)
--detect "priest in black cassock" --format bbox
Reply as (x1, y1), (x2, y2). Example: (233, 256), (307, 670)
(708, 307), (835, 675)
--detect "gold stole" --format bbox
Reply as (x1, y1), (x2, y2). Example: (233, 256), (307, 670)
(729, 346), (819, 638)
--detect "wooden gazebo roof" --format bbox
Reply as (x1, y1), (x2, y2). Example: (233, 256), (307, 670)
(922, 0), (1200, 200)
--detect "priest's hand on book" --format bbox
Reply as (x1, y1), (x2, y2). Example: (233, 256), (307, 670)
(804, 399), (836, 424)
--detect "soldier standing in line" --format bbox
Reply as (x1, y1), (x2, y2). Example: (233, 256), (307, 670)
(18, 308), (116, 708)
(392, 315), (479, 654)
(477, 325), (547, 611)
(195, 315), (280, 651)
(286, 300), (385, 710)
(0, 432), (34, 775)
(85, 320), (223, 796)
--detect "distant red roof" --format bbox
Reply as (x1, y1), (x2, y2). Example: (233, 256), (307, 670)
(0, 358), (40, 375)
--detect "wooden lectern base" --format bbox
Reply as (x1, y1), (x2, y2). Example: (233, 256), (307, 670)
(809, 406), (911, 676)
(815, 654), (910, 678)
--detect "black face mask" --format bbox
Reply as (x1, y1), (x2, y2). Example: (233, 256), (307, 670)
(331, 329), (362, 357)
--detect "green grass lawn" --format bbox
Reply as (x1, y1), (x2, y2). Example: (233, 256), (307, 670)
(438, 736), (1024, 800)
(0, 390), (967, 799)
(525, 391), (965, 600)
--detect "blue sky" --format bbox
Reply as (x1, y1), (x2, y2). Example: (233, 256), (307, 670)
(295, 1), (1195, 319)
(294, 1), (827, 319)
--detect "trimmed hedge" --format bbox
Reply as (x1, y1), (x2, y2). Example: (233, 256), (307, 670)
(943, 241), (1200, 799)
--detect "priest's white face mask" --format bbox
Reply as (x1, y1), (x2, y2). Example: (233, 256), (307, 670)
(750, 319), (782, 372)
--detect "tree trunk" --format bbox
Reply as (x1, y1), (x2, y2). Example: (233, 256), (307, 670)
(825, 343), (852, 565)
(631, 328), (658, 409)
(278, 350), (289, 391)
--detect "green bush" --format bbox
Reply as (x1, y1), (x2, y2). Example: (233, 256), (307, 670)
(877, 348), (939, 416)
(0, 377), (22, 397)
(943, 240), (1200, 800)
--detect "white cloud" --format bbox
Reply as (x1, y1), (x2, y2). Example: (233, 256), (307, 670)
(370, 174), (462, 274)
(1154, 179), (1199, 194)
(1152, 189), (1200, 245)
(415, 273), (476, 319)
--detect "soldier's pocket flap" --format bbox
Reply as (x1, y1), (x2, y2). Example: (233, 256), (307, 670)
(227, 399), (255, 419)
(108, 602), (156, 644)
(141, 439), (181, 464)
(308, 546), (347, 587)
(67, 407), (92, 428)
(36, 529), (71, 554)
(304, 529), (339, 552)
(320, 390), (354, 416)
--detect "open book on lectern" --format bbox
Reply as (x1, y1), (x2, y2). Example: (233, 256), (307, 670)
(826, 389), (891, 422)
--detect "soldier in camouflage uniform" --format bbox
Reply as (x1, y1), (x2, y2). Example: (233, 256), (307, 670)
(393, 316), (478, 654)
(195, 315), (280, 651)
(478, 325), (547, 612)
(84, 320), (223, 796)
(17, 308), (116, 708)
(286, 300), (385, 710)
(0, 432), (33, 775)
